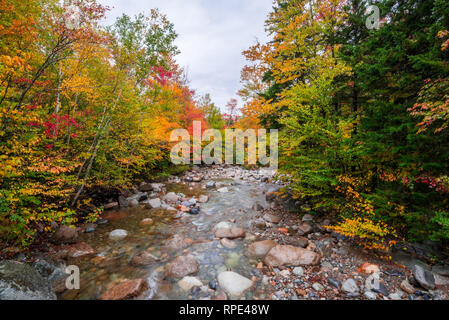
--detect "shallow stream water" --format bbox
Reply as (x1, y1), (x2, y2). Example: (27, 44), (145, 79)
(60, 178), (277, 300)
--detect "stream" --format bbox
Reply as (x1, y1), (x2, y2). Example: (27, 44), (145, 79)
(60, 167), (279, 300)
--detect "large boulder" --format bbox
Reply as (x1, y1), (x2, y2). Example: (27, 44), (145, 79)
(100, 279), (146, 300)
(247, 240), (277, 259)
(263, 245), (321, 267)
(217, 271), (253, 298)
(164, 255), (199, 279)
(0, 261), (56, 300)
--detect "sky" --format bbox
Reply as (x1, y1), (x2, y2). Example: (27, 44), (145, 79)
(97, 0), (273, 111)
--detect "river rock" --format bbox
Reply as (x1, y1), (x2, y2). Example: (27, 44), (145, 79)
(139, 183), (153, 192)
(358, 262), (380, 274)
(263, 214), (281, 224)
(178, 277), (203, 291)
(140, 218), (154, 226)
(400, 280), (416, 294)
(61, 242), (95, 258)
(293, 267), (305, 276)
(199, 195), (209, 203)
(163, 192), (179, 203)
(302, 214), (314, 222)
(128, 198), (139, 207)
(164, 255), (199, 279)
(217, 271), (253, 298)
(312, 283), (325, 292)
(104, 202), (119, 210)
(247, 240), (277, 259)
(163, 234), (189, 253)
(131, 251), (160, 266)
(118, 195), (129, 207)
(213, 221), (233, 232)
(52, 225), (79, 244)
(342, 279), (359, 294)
(263, 245), (321, 267)
(109, 229), (128, 241)
(298, 223), (313, 235)
(364, 291), (377, 300)
(100, 279), (146, 300)
(220, 238), (237, 249)
(0, 261), (56, 300)
(217, 187), (229, 193)
(146, 198), (161, 209)
(206, 181), (216, 189)
(215, 227), (246, 239)
(412, 264), (435, 290)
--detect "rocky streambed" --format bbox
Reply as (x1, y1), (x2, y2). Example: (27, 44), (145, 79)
(1, 165), (448, 300)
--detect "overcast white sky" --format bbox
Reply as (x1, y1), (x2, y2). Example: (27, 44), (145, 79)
(98, 0), (273, 111)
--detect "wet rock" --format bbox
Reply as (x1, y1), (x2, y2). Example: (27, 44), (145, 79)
(164, 255), (199, 279)
(264, 245), (321, 267)
(189, 207), (201, 215)
(364, 291), (377, 300)
(0, 261), (56, 300)
(247, 240), (277, 259)
(412, 264), (435, 290)
(128, 198), (139, 207)
(342, 279), (359, 294)
(61, 242), (95, 258)
(298, 223), (313, 235)
(431, 265), (449, 277)
(357, 262), (380, 274)
(52, 225), (79, 244)
(220, 238), (237, 249)
(215, 227), (246, 239)
(131, 251), (160, 266)
(206, 181), (216, 189)
(146, 198), (161, 209)
(163, 234), (190, 253)
(217, 187), (229, 193)
(109, 229), (128, 241)
(100, 279), (146, 300)
(164, 192), (179, 203)
(84, 224), (96, 233)
(400, 280), (416, 294)
(209, 280), (217, 290)
(327, 277), (341, 289)
(217, 271), (253, 298)
(118, 195), (129, 208)
(198, 195), (209, 203)
(263, 214), (281, 224)
(178, 277), (203, 291)
(140, 218), (154, 226)
(104, 202), (119, 210)
(214, 291), (228, 300)
(389, 290), (404, 300)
